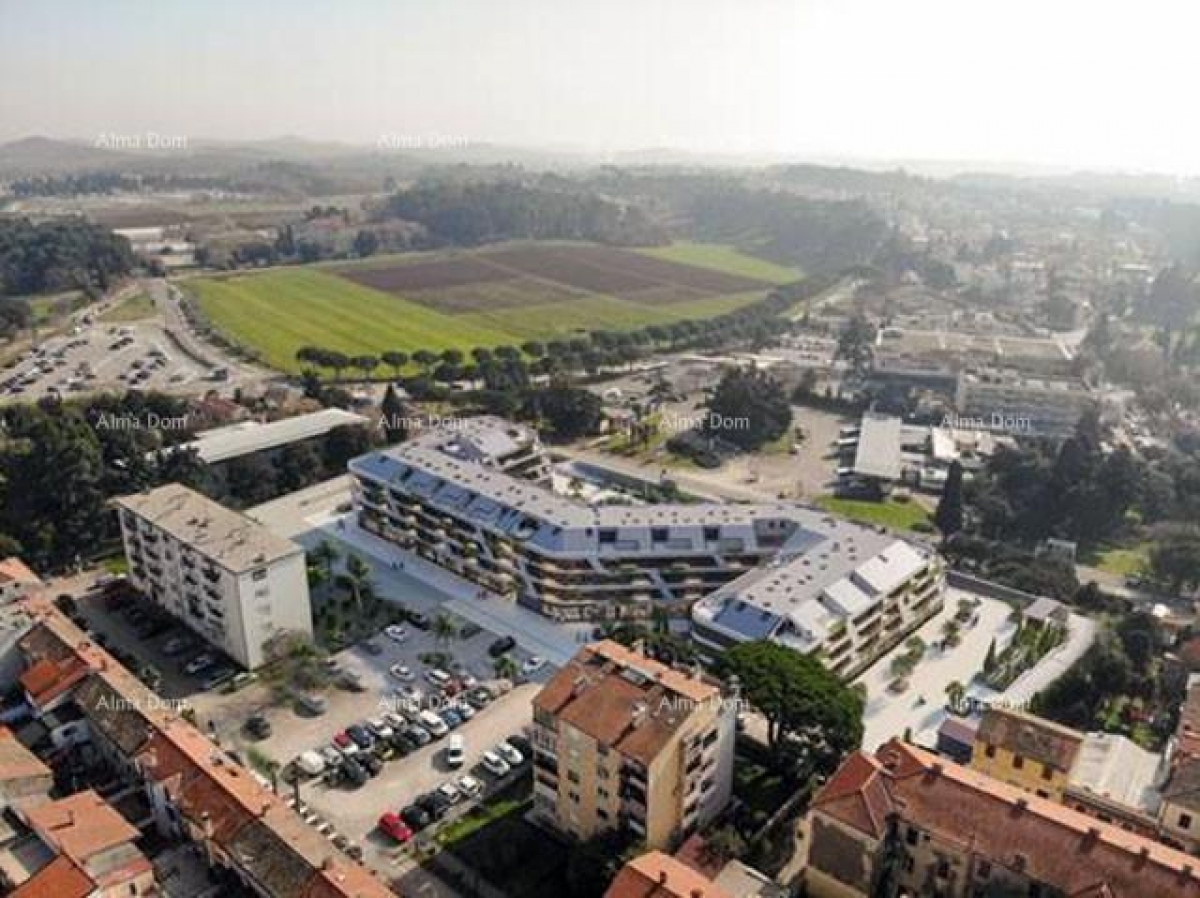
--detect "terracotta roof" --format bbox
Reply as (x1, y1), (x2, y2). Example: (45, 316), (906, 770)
(605, 851), (731, 898)
(13, 597), (398, 898)
(1163, 758), (1200, 815)
(533, 640), (719, 765)
(0, 725), (52, 781)
(8, 854), (94, 898)
(975, 706), (1083, 772)
(24, 789), (141, 862)
(810, 751), (893, 839)
(1176, 681), (1200, 764)
(0, 557), (41, 587)
(816, 739), (1200, 898)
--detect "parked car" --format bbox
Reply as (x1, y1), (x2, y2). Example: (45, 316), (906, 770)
(496, 741), (524, 767)
(319, 746), (343, 768)
(389, 664), (415, 681)
(244, 714), (272, 740)
(400, 805), (431, 831)
(436, 782), (463, 805)
(367, 718), (394, 740)
(333, 732), (360, 755)
(361, 640), (384, 656)
(445, 734), (465, 769)
(416, 792), (449, 820)
(184, 654), (216, 675)
(488, 635), (516, 657)
(377, 812), (413, 843)
(408, 611), (431, 630)
(418, 710), (449, 738)
(340, 757), (368, 788)
(522, 656), (547, 675)
(507, 735), (532, 759)
(480, 750), (511, 778)
(465, 688), (493, 710)
(346, 724), (375, 750)
(296, 693), (327, 716)
(401, 726), (431, 749)
(425, 668), (451, 687)
(359, 752), (383, 777)
(296, 751), (326, 777)
(439, 708), (463, 729)
(455, 702), (476, 721)
(457, 774), (484, 800)
(384, 625), (409, 643)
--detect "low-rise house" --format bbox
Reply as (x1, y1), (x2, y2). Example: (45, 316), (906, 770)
(970, 707), (1084, 801)
(802, 739), (1200, 898)
(0, 726), (53, 810)
(606, 850), (730, 898)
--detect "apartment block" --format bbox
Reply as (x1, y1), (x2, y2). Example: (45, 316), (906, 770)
(530, 640), (735, 850)
(348, 416), (944, 674)
(954, 369), (1096, 439)
(803, 739), (1200, 898)
(114, 483), (311, 669)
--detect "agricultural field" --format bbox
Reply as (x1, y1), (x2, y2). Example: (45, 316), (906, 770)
(190, 241), (790, 372)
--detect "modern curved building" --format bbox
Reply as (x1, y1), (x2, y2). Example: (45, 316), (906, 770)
(349, 417), (945, 678)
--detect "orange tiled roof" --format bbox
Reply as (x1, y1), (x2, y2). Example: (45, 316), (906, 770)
(0, 725), (52, 781)
(533, 640), (719, 765)
(815, 739), (1200, 898)
(9, 854), (94, 898)
(605, 851), (731, 898)
(975, 706), (1084, 772)
(24, 789), (141, 862)
(17, 656), (90, 709)
(0, 556), (40, 587)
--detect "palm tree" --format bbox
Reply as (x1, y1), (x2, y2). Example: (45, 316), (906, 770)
(945, 680), (966, 713)
(336, 552), (374, 614)
(432, 613), (459, 646)
(310, 539), (339, 577)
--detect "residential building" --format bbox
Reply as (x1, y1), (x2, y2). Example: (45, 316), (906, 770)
(530, 640), (735, 850)
(954, 369), (1096, 439)
(169, 407), (369, 466)
(803, 739), (1200, 898)
(349, 416), (944, 675)
(0, 727), (53, 810)
(606, 850), (730, 898)
(9, 790), (155, 897)
(1158, 677), (1200, 852)
(970, 707), (1085, 801)
(1064, 732), (1164, 838)
(10, 596), (395, 898)
(114, 483), (311, 668)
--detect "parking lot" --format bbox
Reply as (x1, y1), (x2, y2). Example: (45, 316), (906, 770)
(0, 314), (217, 404)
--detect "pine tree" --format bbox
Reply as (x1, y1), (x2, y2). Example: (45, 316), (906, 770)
(381, 385), (408, 444)
(934, 460), (965, 538)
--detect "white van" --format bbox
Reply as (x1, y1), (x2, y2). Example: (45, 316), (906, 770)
(419, 709), (449, 738)
(296, 750), (326, 777)
(445, 734), (465, 768)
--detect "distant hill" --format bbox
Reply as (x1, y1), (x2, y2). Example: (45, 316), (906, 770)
(0, 136), (143, 177)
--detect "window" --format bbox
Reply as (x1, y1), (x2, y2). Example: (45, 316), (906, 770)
(567, 770), (580, 784)
(1180, 813), (1193, 829)
(978, 860), (992, 879)
(703, 527), (719, 542)
(1012, 754), (1024, 770)
(251, 568), (268, 581)
(1036, 789), (1049, 799)
(651, 528), (669, 542)
(599, 529), (616, 544)
(984, 744), (996, 759)
(597, 809), (609, 821)
(1041, 763), (1054, 781)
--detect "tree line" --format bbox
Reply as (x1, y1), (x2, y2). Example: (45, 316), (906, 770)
(0, 216), (135, 297)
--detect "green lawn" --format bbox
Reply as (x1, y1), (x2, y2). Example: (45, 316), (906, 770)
(637, 241), (801, 284)
(814, 496), (932, 531)
(99, 292), (157, 322)
(190, 242), (783, 373)
(190, 269), (515, 372)
(1086, 543), (1150, 577)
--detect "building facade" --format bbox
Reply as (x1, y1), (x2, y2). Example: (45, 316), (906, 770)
(349, 417), (944, 674)
(803, 740), (1200, 898)
(530, 641), (736, 851)
(114, 484), (311, 669)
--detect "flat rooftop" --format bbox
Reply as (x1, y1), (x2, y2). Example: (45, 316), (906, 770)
(114, 483), (303, 572)
(177, 408), (368, 464)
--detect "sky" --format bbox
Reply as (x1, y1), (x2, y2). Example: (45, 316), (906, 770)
(1, 0), (1198, 174)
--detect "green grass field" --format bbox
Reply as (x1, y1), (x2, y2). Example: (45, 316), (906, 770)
(814, 496), (932, 532)
(191, 242), (789, 372)
(99, 292), (157, 322)
(637, 241), (801, 284)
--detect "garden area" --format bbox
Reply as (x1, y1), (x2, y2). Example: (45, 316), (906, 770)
(980, 615), (1066, 691)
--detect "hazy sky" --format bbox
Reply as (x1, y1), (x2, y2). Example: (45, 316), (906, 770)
(2, 0), (1198, 173)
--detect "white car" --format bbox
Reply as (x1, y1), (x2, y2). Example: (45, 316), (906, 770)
(383, 711), (408, 731)
(389, 664), (415, 681)
(521, 656), (547, 675)
(367, 717), (395, 740)
(445, 734), (466, 768)
(384, 625), (409, 643)
(419, 710), (449, 738)
(455, 702), (476, 721)
(425, 668), (451, 687)
(296, 750), (326, 777)
(436, 781), (463, 805)
(495, 741), (524, 767)
(457, 774), (484, 800)
(479, 750), (511, 778)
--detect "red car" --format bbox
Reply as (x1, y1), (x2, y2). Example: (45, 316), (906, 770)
(333, 732), (353, 749)
(377, 812), (413, 843)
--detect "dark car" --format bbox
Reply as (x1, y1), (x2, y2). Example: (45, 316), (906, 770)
(340, 757), (368, 788)
(439, 708), (463, 729)
(359, 752), (383, 777)
(346, 724), (375, 750)
(404, 725), (432, 747)
(416, 792), (449, 821)
(245, 714), (272, 740)
(408, 611), (431, 630)
(400, 804), (432, 831)
(488, 635), (516, 657)
(507, 734), (532, 759)
(200, 665), (236, 691)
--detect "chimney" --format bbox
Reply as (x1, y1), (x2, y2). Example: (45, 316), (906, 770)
(1083, 826), (1101, 849)
(659, 870), (668, 885)
(201, 810), (214, 841)
(632, 701), (649, 727)
(1014, 797), (1028, 814)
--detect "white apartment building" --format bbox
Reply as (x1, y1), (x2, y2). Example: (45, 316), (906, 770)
(954, 370), (1097, 439)
(348, 417), (944, 675)
(114, 484), (311, 668)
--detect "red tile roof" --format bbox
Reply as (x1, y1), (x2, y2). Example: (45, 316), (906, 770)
(0, 725), (52, 781)
(0, 556), (40, 587)
(814, 740), (1200, 898)
(24, 789), (141, 862)
(8, 855), (94, 898)
(605, 851), (731, 898)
